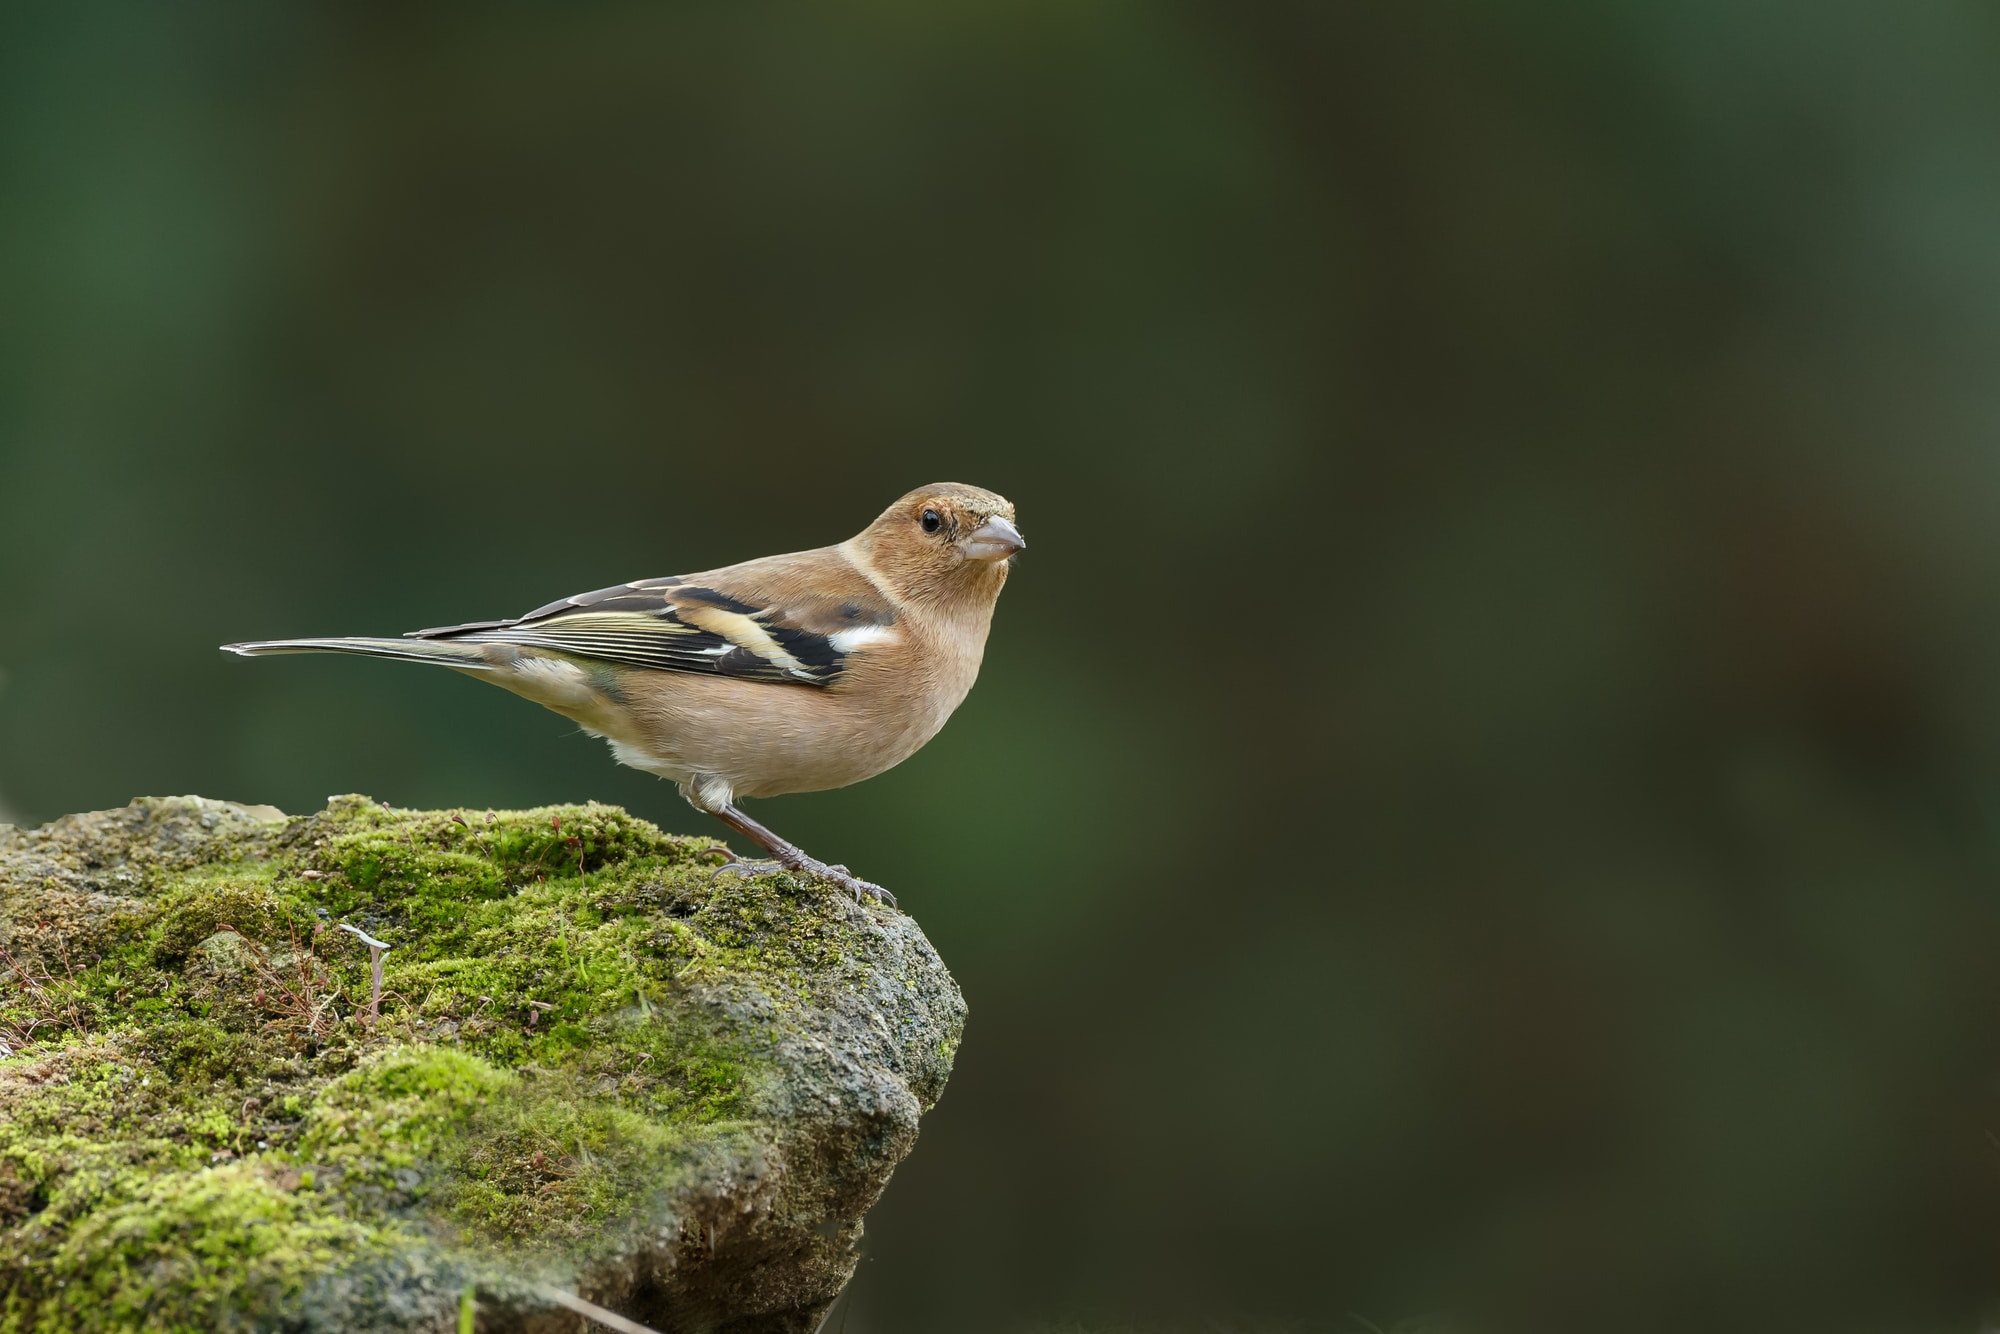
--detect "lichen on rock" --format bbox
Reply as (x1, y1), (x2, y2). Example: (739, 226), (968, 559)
(0, 795), (965, 1333)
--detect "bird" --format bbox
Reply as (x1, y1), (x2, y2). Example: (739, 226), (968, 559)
(222, 483), (1024, 905)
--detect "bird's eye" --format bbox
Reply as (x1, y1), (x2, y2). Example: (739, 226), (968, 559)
(920, 509), (942, 534)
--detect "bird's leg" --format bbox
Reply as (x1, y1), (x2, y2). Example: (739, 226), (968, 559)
(680, 776), (895, 906)
(705, 802), (896, 907)
(683, 781), (788, 883)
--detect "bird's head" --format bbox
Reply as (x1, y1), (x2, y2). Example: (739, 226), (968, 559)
(852, 483), (1024, 608)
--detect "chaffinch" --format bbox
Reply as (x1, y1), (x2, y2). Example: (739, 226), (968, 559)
(223, 483), (1024, 904)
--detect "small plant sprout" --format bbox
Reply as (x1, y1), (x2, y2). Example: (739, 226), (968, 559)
(336, 924), (392, 1024)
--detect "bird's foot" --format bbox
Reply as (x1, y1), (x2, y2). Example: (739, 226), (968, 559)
(705, 845), (894, 906)
(783, 853), (897, 907)
(707, 848), (785, 882)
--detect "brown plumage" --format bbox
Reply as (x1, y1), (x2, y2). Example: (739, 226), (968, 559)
(223, 483), (1024, 903)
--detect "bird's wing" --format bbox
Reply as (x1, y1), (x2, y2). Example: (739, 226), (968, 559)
(407, 551), (898, 688)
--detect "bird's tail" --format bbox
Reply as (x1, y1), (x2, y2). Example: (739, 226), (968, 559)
(220, 637), (492, 668)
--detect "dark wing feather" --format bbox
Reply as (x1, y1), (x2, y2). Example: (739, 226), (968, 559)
(405, 572), (893, 687)
(409, 576), (692, 638)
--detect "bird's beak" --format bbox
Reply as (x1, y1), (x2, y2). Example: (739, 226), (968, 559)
(963, 515), (1026, 561)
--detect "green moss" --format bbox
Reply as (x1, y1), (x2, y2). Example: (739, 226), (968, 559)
(141, 867), (292, 967)
(5, 1162), (410, 1334)
(295, 1046), (512, 1173)
(0, 795), (900, 1330)
(442, 1091), (723, 1247)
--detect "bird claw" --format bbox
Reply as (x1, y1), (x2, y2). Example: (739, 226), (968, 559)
(820, 866), (888, 906)
(840, 873), (897, 908)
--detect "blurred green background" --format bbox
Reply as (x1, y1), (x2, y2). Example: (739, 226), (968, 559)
(7, 3), (2000, 1331)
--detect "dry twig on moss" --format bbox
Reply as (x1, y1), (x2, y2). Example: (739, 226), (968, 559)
(0, 932), (91, 1052)
(216, 920), (342, 1041)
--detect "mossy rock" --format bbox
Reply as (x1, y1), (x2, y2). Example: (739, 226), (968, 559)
(0, 796), (964, 1333)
